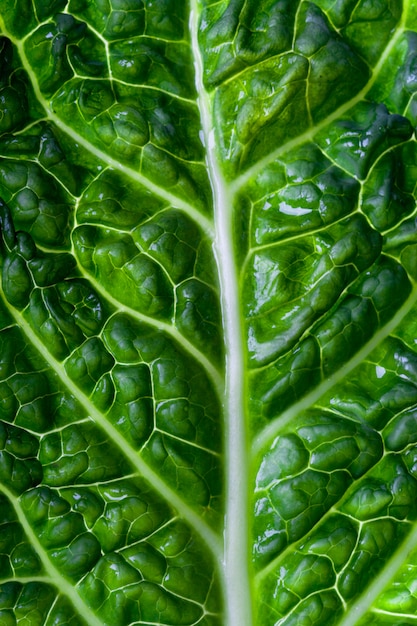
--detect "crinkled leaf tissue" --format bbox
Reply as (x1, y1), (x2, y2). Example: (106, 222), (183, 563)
(0, 1), (417, 625)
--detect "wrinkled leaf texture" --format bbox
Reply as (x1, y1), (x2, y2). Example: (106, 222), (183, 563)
(0, 0), (417, 625)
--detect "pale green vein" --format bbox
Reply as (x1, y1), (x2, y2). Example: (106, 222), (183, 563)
(240, 205), (359, 278)
(76, 265), (224, 398)
(231, 21), (405, 193)
(254, 458), (395, 586)
(0, 483), (104, 626)
(0, 18), (214, 238)
(155, 427), (221, 457)
(373, 610), (417, 620)
(252, 282), (417, 456)
(0, 293), (223, 563)
(337, 521), (417, 626)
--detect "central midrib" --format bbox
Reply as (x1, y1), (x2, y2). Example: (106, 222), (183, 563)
(189, 5), (254, 625)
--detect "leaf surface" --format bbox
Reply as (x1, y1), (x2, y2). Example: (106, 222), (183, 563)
(0, 1), (417, 625)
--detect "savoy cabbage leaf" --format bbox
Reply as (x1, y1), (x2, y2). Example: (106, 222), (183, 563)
(0, 0), (417, 624)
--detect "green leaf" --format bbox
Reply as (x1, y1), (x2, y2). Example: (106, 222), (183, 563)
(0, 1), (417, 625)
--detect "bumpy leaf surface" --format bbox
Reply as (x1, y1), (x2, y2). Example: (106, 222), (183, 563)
(0, 1), (417, 625)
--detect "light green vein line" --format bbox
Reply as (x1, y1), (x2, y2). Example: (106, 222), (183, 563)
(0, 19), (214, 238)
(1, 295), (223, 562)
(337, 522), (417, 626)
(373, 610), (417, 620)
(76, 267), (224, 398)
(230, 22), (405, 192)
(252, 283), (417, 456)
(0, 483), (104, 626)
(254, 454), (401, 585)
